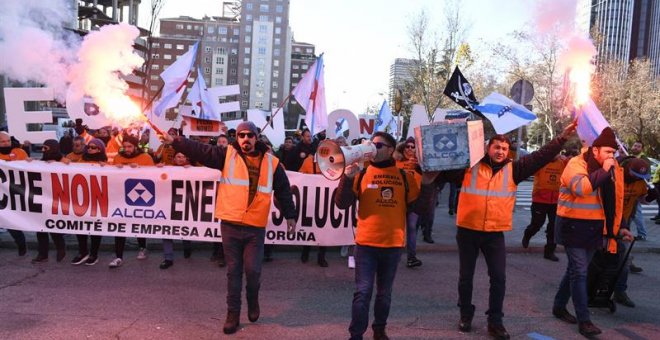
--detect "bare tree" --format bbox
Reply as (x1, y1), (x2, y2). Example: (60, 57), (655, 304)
(141, 0), (167, 109)
(405, 1), (470, 120)
(595, 59), (660, 156)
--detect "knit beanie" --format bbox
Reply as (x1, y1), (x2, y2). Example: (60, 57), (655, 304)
(592, 127), (617, 148)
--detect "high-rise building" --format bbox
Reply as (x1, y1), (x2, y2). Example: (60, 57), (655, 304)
(389, 58), (416, 106)
(148, 15), (241, 119)
(237, 0), (292, 111)
(287, 40), (316, 128)
(577, 0), (660, 76)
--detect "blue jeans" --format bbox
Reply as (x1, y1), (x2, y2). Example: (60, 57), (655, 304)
(631, 203), (647, 237)
(553, 247), (596, 322)
(349, 245), (402, 340)
(162, 239), (192, 261)
(221, 222), (265, 313)
(456, 227), (506, 324)
(406, 212), (419, 259)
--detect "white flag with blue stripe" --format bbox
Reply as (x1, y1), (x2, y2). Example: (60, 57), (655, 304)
(574, 98), (610, 145)
(373, 99), (397, 136)
(474, 92), (537, 134)
(184, 67), (221, 121)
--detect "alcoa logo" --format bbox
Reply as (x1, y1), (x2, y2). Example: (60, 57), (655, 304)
(125, 179), (156, 206)
(433, 134), (457, 152)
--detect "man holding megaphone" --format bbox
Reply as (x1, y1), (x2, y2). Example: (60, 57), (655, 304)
(334, 131), (439, 340)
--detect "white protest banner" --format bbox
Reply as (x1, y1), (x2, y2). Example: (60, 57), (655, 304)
(0, 161), (356, 246)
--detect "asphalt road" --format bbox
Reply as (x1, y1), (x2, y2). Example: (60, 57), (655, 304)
(1, 246), (659, 340)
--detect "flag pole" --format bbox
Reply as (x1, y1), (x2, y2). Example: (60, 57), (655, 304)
(261, 92), (292, 131)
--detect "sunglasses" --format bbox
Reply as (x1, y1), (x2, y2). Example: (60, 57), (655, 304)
(406, 145), (415, 149)
(87, 145), (99, 151)
(374, 142), (392, 149)
(237, 132), (255, 139)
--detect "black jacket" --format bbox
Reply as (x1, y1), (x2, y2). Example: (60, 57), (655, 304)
(172, 137), (297, 220)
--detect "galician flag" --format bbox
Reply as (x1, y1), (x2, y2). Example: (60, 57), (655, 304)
(574, 98), (610, 145)
(292, 53), (327, 135)
(474, 92), (537, 134)
(153, 41), (199, 116)
(374, 100), (398, 136)
(184, 67), (220, 121)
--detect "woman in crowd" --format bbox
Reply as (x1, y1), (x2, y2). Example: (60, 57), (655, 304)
(109, 134), (155, 268)
(394, 137), (423, 268)
(69, 138), (108, 266)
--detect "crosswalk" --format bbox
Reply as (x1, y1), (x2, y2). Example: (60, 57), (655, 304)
(516, 180), (658, 216)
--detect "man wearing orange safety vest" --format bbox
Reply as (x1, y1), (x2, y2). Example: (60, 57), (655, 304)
(551, 127), (633, 337)
(164, 121), (297, 335)
(448, 122), (577, 340)
(521, 154), (568, 261)
(335, 131), (438, 340)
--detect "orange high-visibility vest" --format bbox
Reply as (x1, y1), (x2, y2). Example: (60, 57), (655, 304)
(216, 145), (279, 227)
(298, 154), (320, 175)
(456, 162), (517, 232)
(396, 159), (422, 188)
(0, 148), (28, 161)
(557, 156), (623, 253)
(532, 159), (566, 204)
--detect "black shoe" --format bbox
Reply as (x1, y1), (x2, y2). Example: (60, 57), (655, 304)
(552, 307), (577, 324)
(223, 311), (240, 334)
(56, 249), (66, 262)
(629, 263), (643, 273)
(544, 252), (559, 262)
(248, 299), (260, 322)
(448, 209), (455, 215)
(458, 315), (472, 332)
(487, 323), (510, 340)
(17, 242), (27, 256)
(423, 235), (435, 244)
(71, 254), (89, 265)
(31, 255), (48, 264)
(218, 257), (226, 268)
(183, 248), (192, 259)
(522, 230), (532, 248)
(656, 219), (660, 225)
(159, 260), (173, 269)
(406, 257), (422, 268)
(318, 255), (328, 267)
(301, 247), (310, 263)
(651, 215), (660, 221)
(634, 235), (647, 241)
(613, 291), (635, 307)
(85, 256), (99, 266)
(373, 327), (389, 340)
(578, 321), (601, 337)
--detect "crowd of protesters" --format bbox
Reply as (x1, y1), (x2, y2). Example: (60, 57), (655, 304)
(2, 117), (660, 339)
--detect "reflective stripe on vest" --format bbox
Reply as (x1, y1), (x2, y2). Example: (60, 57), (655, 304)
(220, 150), (274, 193)
(460, 164), (516, 198)
(457, 162), (517, 232)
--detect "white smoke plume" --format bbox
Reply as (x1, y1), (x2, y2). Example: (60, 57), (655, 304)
(0, 0), (79, 101)
(69, 23), (145, 123)
(0, 0), (145, 120)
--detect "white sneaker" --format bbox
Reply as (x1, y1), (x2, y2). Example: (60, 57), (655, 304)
(108, 258), (123, 268)
(340, 246), (349, 257)
(137, 248), (148, 260)
(348, 256), (355, 269)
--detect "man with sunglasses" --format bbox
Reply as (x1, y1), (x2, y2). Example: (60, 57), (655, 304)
(162, 121), (296, 335)
(335, 132), (438, 340)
